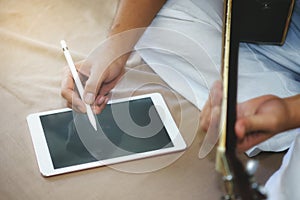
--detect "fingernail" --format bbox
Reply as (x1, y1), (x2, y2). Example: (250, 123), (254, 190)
(97, 96), (105, 105)
(84, 93), (95, 104)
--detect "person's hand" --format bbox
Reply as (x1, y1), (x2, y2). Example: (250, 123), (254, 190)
(60, 0), (167, 115)
(235, 95), (290, 152)
(199, 80), (293, 152)
(200, 80), (223, 133)
(61, 46), (128, 114)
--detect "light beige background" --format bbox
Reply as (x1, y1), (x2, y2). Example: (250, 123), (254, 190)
(0, 0), (284, 199)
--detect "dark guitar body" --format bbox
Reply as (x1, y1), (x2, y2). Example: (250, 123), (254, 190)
(219, 0), (295, 199)
(238, 0), (295, 44)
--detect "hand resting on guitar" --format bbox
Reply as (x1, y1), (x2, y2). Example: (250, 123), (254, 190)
(200, 81), (300, 152)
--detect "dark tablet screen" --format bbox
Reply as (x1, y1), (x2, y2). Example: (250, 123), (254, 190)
(40, 98), (174, 169)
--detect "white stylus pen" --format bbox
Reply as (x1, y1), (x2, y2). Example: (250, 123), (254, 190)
(60, 40), (97, 131)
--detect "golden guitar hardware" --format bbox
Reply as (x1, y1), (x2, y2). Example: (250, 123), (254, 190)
(216, 0), (295, 199)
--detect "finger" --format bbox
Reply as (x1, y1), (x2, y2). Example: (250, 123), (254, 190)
(72, 95), (87, 113)
(207, 106), (222, 141)
(236, 131), (273, 152)
(235, 114), (274, 139)
(64, 92), (86, 113)
(93, 97), (109, 114)
(84, 78), (102, 105)
(95, 93), (110, 109)
(200, 81), (223, 132)
(67, 102), (86, 113)
(61, 68), (86, 113)
(61, 68), (75, 104)
(211, 80), (223, 107)
(83, 65), (106, 105)
(101, 78), (123, 96)
(92, 68), (124, 109)
(200, 101), (211, 132)
(95, 95), (106, 106)
(198, 105), (221, 158)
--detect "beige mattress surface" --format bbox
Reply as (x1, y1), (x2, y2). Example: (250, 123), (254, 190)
(0, 1), (284, 199)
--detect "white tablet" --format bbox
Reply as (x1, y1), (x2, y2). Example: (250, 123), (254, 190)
(27, 93), (186, 176)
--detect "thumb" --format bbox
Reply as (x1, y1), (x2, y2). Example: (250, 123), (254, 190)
(83, 70), (103, 105)
(235, 114), (271, 138)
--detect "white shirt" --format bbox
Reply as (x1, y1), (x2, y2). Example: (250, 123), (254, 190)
(136, 1), (300, 199)
(135, 0), (300, 156)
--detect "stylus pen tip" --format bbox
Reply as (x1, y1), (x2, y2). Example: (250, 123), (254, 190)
(85, 105), (97, 131)
(89, 115), (97, 131)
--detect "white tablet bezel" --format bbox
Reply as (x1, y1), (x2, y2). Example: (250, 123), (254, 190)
(27, 93), (186, 176)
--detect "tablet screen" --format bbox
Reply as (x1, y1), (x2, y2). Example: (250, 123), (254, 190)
(40, 97), (174, 169)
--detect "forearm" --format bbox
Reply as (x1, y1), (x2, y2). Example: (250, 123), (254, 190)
(87, 0), (166, 68)
(285, 94), (300, 130)
(108, 0), (166, 51)
(109, 0), (166, 36)
(95, 0), (166, 64)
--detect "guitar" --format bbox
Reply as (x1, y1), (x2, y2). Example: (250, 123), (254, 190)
(216, 0), (295, 199)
